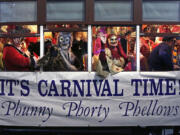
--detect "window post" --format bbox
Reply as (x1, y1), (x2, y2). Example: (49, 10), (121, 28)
(88, 25), (92, 72)
(136, 25), (140, 72)
(40, 25), (44, 71)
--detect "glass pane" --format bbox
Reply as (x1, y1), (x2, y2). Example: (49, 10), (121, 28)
(94, 0), (132, 21)
(0, 1), (37, 22)
(0, 25), (38, 34)
(92, 26), (136, 77)
(0, 37), (40, 71)
(47, 1), (84, 21)
(40, 31), (88, 71)
(143, 1), (180, 22)
(142, 25), (180, 34)
(140, 36), (180, 71)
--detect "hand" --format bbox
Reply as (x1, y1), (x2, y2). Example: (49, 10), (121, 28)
(24, 50), (31, 57)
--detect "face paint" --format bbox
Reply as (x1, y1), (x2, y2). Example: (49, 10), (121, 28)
(108, 35), (118, 47)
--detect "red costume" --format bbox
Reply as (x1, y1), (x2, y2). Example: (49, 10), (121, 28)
(3, 44), (30, 71)
(106, 34), (128, 61)
(108, 42), (127, 60)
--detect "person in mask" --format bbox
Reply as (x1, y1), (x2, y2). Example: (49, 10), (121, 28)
(3, 37), (36, 71)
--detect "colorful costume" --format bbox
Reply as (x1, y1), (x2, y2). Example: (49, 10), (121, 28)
(3, 44), (31, 71)
(96, 34), (129, 77)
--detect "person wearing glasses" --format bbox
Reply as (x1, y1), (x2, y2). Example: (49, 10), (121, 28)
(148, 36), (175, 71)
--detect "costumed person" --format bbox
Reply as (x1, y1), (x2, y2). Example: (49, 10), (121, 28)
(148, 36), (175, 71)
(92, 27), (107, 70)
(58, 32), (82, 71)
(96, 34), (130, 78)
(139, 37), (154, 71)
(2, 37), (37, 71)
(129, 32), (154, 71)
(38, 32), (82, 71)
(93, 28), (107, 56)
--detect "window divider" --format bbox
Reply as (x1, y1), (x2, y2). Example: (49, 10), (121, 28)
(40, 25), (44, 72)
(136, 25), (140, 72)
(88, 25), (92, 72)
